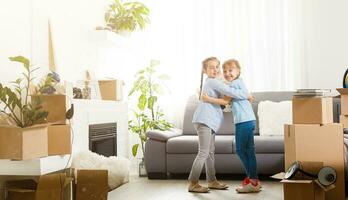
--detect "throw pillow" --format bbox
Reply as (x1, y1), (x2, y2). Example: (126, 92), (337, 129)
(257, 100), (292, 136)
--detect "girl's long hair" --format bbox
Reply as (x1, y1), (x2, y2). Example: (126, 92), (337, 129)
(199, 57), (220, 100)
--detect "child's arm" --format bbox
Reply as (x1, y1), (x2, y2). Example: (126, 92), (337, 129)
(201, 93), (231, 105)
(210, 79), (249, 99)
(238, 79), (254, 102)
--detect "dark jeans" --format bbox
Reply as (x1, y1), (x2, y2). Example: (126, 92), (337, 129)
(235, 120), (258, 179)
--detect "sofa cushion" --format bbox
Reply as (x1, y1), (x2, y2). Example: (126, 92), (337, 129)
(232, 136), (284, 154)
(258, 100), (292, 136)
(182, 96), (199, 135)
(146, 128), (183, 142)
(167, 135), (234, 154)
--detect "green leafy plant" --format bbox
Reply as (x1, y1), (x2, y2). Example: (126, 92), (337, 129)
(35, 71), (60, 95)
(0, 56), (48, 128)
(128, 60), (173, 158)
(105, 0), (150, 34)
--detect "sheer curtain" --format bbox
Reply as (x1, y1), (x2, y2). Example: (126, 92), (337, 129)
(97, 0), (305, 129)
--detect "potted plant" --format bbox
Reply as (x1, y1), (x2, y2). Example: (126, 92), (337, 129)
(32, 70), (70, 124)
(102, 0), (150, 35)
(0, 56), (49, 160)
(128, 60), (173, 176)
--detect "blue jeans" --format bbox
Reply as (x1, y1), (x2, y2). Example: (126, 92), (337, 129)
(235, 120), (258, 179)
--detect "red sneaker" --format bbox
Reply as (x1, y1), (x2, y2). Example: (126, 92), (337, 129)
(236, 182), (261, 193)
(250, 179), (262, 189)
(242, 177), (250, 186)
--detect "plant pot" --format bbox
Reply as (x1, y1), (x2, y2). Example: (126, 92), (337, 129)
(139, 158), (147, 177)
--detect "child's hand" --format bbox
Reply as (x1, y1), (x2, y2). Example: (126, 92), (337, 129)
(248, 95), (254, 102)
(201, 93), (209, 102)
(223, 96), (232, 102)
(220, 99), (230, 105)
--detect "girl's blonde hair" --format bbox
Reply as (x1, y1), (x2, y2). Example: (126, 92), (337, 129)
(222, 59), (241, 79)
(199, 57), (220, 99)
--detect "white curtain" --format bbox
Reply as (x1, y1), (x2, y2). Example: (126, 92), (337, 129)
(97, 0), (305, 129)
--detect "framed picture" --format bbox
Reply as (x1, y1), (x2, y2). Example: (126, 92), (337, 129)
(75, 80), (101, 100)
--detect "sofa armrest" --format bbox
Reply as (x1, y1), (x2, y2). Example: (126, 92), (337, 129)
(146, 128), (183, 142)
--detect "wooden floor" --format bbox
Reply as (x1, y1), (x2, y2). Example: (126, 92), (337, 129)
(108, 175), (284, 200)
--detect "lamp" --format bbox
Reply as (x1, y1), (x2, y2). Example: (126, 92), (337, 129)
(285, 161), (337, 186)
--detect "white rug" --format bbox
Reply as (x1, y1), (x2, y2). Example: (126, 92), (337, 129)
(72, 150), (130, 190)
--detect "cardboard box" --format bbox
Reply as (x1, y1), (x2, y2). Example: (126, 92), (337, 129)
(284, 124), (345, 200)
(339, 115), (348, 128)
(32, 95), (68, 124)
(0, 176), (39, 200)
(48, 125), (71, 156)
(337, 88), (348, 115)
(292, 97), (333, 124)
(283, 181), (325, 200)
(76, 170), (108, 200)
(0, 125), (48, 160)
(6, 179), (36, 200)
(273, 162), (333, 200)
(5, 173), (72, 200)
(98, 79), (123, 101)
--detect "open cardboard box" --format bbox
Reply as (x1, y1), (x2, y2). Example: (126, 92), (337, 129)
(284, 123), (345, 200)
(272, 162), (335, 200)
(48, 124), (71, 156)
(4, 169), (108, 200)
(0, 124), (48, 160)
(5, 173), (72, 200)
(32, 95), (69, 124)
(98, 79), (124, 101)
(292, 96), (333, 124)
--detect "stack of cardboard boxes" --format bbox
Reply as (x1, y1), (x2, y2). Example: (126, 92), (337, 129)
(284, 96), (345, 200)
(0, 94), (71, 160)
(0, 94), (110, 199)
(0, 94), (73, 199)
(39, 94), (72, 156)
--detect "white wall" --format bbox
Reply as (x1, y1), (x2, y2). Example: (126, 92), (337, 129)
(31, 0), (110, 81)
(0, 0), (32, 83)
(0, 0), (121, 83)
(304, 0), (348, 91)
(2, 1), (348, 90)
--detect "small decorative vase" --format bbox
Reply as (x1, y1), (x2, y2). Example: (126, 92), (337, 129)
(139, 158), (147, 177)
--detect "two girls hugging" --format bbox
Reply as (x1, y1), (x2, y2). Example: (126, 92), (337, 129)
(188, 57), (261, 193)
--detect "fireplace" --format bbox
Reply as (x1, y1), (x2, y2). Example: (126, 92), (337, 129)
(89, 122), (117, 157)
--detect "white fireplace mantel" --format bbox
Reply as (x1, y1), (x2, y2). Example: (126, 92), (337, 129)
(71, 99), (129, 157)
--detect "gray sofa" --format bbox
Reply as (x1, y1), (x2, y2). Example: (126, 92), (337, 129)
(145, 92), (341, 179)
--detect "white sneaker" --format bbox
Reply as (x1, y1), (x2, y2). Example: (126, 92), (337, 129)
(188, 183), (210, 193)
(236, 182), (261, 193)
